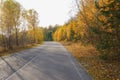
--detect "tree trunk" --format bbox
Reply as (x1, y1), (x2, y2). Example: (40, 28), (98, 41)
(15, 27), (19, 46)
(7, 26), (12, 50)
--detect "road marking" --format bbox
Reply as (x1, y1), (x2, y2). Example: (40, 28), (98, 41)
(5, 56), (38, 80)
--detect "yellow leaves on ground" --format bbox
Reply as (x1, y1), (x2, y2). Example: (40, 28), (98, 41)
(63, 42), (120, 80)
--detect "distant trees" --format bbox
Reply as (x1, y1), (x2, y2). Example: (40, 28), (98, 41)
(0, 0), (43, 51)
(43, 25), (59, 41)
(53, 21), (74, 41)
(53, 0), (120, 59)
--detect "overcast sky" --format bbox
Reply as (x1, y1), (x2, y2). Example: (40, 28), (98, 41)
(16, 0), (77, 27)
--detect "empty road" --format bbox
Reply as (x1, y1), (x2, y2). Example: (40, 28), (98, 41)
(0, 42), (92, 80)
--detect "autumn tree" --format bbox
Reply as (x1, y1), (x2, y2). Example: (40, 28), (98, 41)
(0, 0), (5, 50)
(53, 0), (120, 59)
(0, 0), (44, 51)
(26, 9), (39, 43)
(13, 2), (21, 46)
(95, 0), (120, 58)
(2, 0), (17, 49)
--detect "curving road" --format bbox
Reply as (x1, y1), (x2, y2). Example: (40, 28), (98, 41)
(0, 42), (93, 80)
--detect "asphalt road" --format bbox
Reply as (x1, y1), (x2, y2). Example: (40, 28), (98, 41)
(0, 42), (93, 80)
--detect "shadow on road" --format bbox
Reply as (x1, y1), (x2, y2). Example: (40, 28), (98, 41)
(1, 57), (25, 80)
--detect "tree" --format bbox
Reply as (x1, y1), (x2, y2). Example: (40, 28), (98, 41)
(96, 0), (120, 57)
(43, 25), (59, 41)
(2, 0), (16, 49)
(13, 2), (21, 46)
(0, 0), (44, 51)
(0, 0), (6, 50)
(26, 9), (39, 43)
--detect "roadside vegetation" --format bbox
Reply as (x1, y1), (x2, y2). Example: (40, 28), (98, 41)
(0, 0), (44, 54)
(53, 0), (120, 80)
(0, 0), (120, 79)
(62, 42), (120, 80)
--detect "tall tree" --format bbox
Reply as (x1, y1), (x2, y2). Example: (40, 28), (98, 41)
(26, 9), (39, 43)
(2, 0), (16, 49)
(0, 0), (6, 50)
(96, 0), (120, 57)
(13, 1), (21, 46)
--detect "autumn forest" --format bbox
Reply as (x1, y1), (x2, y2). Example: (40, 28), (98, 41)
(0, 0), (120, 80)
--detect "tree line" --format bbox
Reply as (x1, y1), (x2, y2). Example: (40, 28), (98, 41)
(53, 0), (120, 60)
(0, 0), (43, 51)
(42, 25), (59, 41)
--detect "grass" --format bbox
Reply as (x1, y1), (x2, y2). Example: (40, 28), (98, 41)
(0, 43), (42, 57)
(62, 42), (120, 80)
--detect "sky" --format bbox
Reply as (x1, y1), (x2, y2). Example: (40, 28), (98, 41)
(16, 0), (77, 27)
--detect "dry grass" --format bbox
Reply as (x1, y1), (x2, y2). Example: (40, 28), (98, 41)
(62, 42), (120, 80)
(0, 44), (41, 57)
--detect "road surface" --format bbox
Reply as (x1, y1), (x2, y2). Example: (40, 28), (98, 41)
(0, 42), (93, 80)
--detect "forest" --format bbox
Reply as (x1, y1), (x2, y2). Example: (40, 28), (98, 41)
(0, 0), (44, 52)
(0, 0), (120, 80)
(52, 0), (120, 79)
(53, 0), (120, 60)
